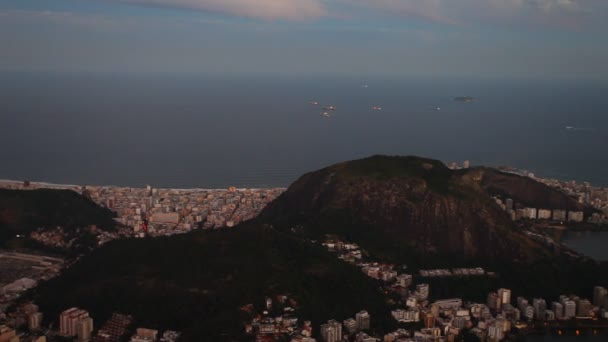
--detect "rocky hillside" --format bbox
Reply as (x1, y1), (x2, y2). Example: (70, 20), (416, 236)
(465, 167), (589, 214)
(260, 155), (560, 265)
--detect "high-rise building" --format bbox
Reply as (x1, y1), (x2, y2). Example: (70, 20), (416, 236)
(487, 292), (501, 310)
(497, 288), (511, 306)
(60, 308), (90, 337)
(533, 299), (547, 321)
(577, 299), (592, 317)
(424, 313), (435, 329)
(28, 312), (43, 331)
(343, 318), (357, 335)
(563, 300), (576, 319)
(77, 317), (94, 342)
(516, 297), (528, 313)
(552, 302), (564, 320)
(524, 305), (534, 321)
(355, 311), (370, 330)
(320, 320), (342, 342)
(463, 160), (470, 169)
(593, 286), (607, 307)
(488, 323), (504, 342)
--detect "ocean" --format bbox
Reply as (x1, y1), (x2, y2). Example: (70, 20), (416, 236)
(561, 231), (608, 261)
(1, 73), (607, 189)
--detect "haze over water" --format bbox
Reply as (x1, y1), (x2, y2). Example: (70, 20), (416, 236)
(1, 73), (607, 189)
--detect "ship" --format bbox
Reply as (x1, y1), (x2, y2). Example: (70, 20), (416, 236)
(322, 105), (336, 111)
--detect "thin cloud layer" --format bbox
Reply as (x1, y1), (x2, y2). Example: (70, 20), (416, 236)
(345, 0), (587, 23)
(103, 0), (600, 24)
(119, 0), (326, 20)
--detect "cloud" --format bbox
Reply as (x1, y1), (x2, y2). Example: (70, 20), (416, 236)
(115, 0), (326, 20)
(339, 0), (589, 25)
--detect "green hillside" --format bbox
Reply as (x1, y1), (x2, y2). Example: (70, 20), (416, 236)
(0, 189), (116, 246)
(29, 224), (394, 341)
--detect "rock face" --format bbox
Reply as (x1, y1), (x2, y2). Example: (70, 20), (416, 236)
(260, 155), (565, 263)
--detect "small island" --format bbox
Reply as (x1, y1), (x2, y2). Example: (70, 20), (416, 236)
(454, 96), (475, 102)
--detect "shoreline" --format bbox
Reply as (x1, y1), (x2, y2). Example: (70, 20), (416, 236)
(0, 179), (285, 192)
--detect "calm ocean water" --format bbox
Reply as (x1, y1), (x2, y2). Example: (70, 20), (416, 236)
(1, 73), (607, 189)
(561, 231), (608, 261)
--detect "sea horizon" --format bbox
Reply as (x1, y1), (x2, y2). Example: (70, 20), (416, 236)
(2, 73), (607, 189)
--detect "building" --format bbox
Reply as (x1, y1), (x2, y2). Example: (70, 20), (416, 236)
(131, 328), (158, 342)
(498, 288), (511, 306)
(533, 299), (547, 321)
(60, 308), (90, 337)
(396, 274), (412, 288)
(424, 313), (435, 329)
(416, 284), (429, 300)
(28, 312), (43, 331)
(552, 302), (564, 320)
(537, 209), (552, 220)
(524, 305), (534, 321)
(355, 332), (376, 342)
(563, 300), (576, 319)
(487, 292), (501, 310)
(343, 318), (357, 335)
(149, 212), (180, 224)
(320, 320), (342, 342)
(593, 286), (607, 307)
(488, 323), (504, 342)
(77, 317), (94, 342)
(577, 299), (592, 317)
(524, 208), (537, 219)
(505, 199), (514, 211)
(452, 316), (468, 329)
(94, 313), (134, 342)
(568, 211), (584, 222)
(552, 210), (567, 222)
(356, 311), (370, 331)
(433, 299), (463, 311)
(516, 297), (528, 312)
(463, 160), (470, 169)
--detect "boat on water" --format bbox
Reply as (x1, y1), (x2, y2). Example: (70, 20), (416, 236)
(322, 105), (336, 111)
(371, 106), (382, 111)
(321, 112), (331, 118)
(308, 101), (319, 105)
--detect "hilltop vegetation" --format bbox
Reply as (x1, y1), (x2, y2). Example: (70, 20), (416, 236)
(261, 155), (551, 265)
(0, 189), (116, 248)
(29, 224), (394, 341)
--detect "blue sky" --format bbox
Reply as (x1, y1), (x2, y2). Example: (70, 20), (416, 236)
(1, 0), (607, 79)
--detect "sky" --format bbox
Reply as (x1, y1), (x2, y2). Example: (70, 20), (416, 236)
(0, 0), (607, 79)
